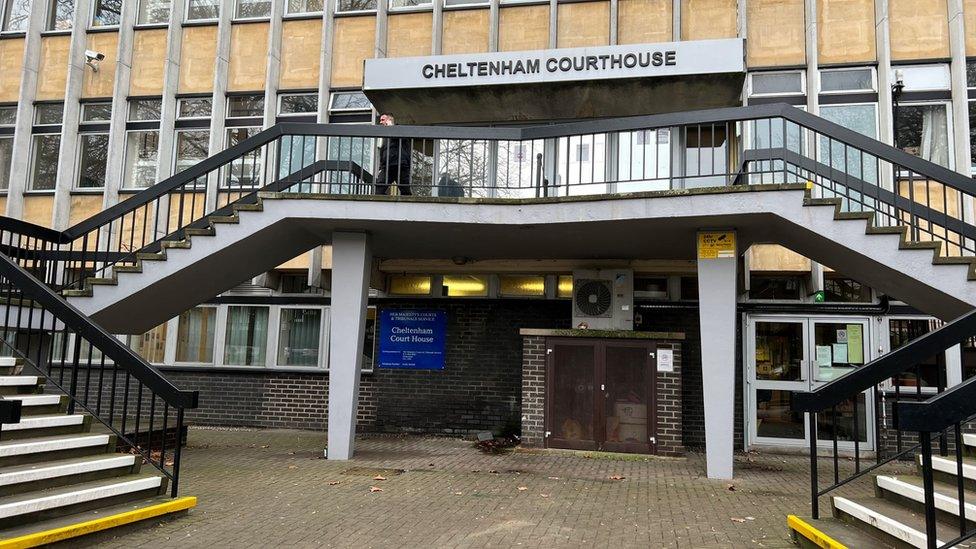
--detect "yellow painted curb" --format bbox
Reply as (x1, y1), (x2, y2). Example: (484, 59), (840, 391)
(787, 514), (847, 549)
(0, 496), (197, 549)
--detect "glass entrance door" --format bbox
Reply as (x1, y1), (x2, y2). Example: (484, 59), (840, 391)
(747, 316), (873, 450)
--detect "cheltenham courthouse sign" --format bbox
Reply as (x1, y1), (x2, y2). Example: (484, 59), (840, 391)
(363, 38), (745, 91)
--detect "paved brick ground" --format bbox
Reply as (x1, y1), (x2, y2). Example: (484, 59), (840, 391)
(84, 428), (905, 548)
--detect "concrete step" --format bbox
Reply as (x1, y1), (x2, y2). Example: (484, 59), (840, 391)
(0, 473), (165, 529)
(832, 495), (963, 548)
(0, 375), (43, 396)
(2, 394), (67, 416)
(0, 413), (90, 440)
(925, 454), (976, 491)
(0, 434), (115, 467)
(876, 474), (976, 528)
(0, 454), (139, 495)
(788, 514), (897, 548)
(0, 495), (195, 546)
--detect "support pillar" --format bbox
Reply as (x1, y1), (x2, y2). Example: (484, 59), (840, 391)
(326, 232), (372, 460)
(697, 230), (738, 479)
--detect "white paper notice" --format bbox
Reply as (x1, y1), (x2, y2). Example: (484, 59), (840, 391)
(816, 345), (832, 367)
(832, 343), (848, 364)
(657, 349), (674, 372)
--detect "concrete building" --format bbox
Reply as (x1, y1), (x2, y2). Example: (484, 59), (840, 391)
(0, 0), (975, 484)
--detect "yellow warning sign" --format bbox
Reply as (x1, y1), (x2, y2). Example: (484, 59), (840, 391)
(698, 232), (736, 260)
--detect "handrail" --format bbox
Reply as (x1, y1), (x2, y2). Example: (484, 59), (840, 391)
(0, 252), (198, 408)
(2, 102), (975, 245)
(794, 309), (976, 412)
(898, 377), (976, 432)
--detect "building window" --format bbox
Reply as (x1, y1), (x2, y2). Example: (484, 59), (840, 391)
(748, 275), (802, 300)
(47, 0), (74, 30)
(0, 106), (14, 191)
(970, 101), (976, 174)
(29, 103), (63, 191)
(276, 308), (322, 367)
(889, 318), (944, 390)
(235, 0), (271, 18)
(278, 93), (318, 116)
(137, 0), (170, 23)
(227, 95), (264, 118)
(186, 0), (218, 20)
(894, 65), (951, 92)
(174, 130), (209, 175)
(128, 98), (162, 121)
(819, 68), (875, 94)
(224, 127), (261, 186)
(389, 0), (431, 8)
(2, 0), (31, 31)
(336, 0), (375, 11)
(223, 305), (269, 367)
(388, 275), (431, 295)
(177, 97), (212, 118)
(442, 274), (488, 297)
(91, 0), (121, 26)
(499, 275), (545, 297)
(123, 99), (162, 189)
(176, 306), (216, 363)
(445, 0), (486, 5)
(895, 103), (951, 168)
(77, 133), (109, 188)
(130, 323), (168, 363)
(286, 0), (323, 14)
(823, 274), (872, 303)
(748, 71), (804, 97)
(557, 275), (573, 298)
(81, 102), (111, 122)
(29, 135), (60, 191)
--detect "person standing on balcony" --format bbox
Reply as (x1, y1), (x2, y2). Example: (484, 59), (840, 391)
(375, 114), (412, 196)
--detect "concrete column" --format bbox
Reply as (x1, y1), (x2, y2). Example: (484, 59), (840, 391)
(671, 0), (680, 41)
(101, 0), (138, 207)
(205, 0), (236, 211)
(946, 344), (963, 387)
(262, 0), (285, 130)
(697, 230), (738, 479)
(948, 0), (970, 177)
(52, 0), (95, 230)
(155, 0), (188, 185)
(488, 0), (500, 51)
(310, 0), (339, 290)
(327, 231), (372, 460)
(432, 0), (443, 54)
(609, 0), (618, 45)
(548, 0), (557, 48)
(5, 0), (49, 219)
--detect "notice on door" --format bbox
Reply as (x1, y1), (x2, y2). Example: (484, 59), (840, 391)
(378, 310), (447, 370)
(697, 232), (736, 259)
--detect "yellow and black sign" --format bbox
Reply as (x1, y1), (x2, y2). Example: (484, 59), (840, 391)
(697, 231), (736, 260)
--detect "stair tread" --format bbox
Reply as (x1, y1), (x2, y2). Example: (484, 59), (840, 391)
(839, 495), (962, 544)
(884, 473), (976, 500)
(0, 375), (39, 386)
(0, 433), (111, 457)
(3, 413), (85, 430)
(0, 494), (176, 540)
(0, 453), (136, 479)
(0, 472), (162, 509)
(790, 515), (896, 548)
(1, 394), (61, 406)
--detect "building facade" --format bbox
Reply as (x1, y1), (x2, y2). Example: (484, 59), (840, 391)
(1, 0), (975, 462)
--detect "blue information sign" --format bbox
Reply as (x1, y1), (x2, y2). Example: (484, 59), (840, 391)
(377, 310), (447, 370)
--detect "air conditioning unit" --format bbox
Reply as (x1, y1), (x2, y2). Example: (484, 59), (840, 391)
(571, 269), (634, 331)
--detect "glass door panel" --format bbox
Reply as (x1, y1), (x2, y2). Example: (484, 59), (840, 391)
(812, 321), (866, 382)
(548, 343), (598, 450)
(755, 321), (805, 382)
(755, 389), (805, 440)
(603, 344), (653, 453)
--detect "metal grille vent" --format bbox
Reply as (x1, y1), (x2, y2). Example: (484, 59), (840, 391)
(574, 279), (613, 317)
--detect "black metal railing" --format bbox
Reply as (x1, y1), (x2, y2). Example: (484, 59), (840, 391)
(795, 309), (976, 549)
(0, 249), (198, 496)
(0, 103), (972, 297)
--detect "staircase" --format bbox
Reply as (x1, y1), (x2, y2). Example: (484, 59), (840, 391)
(789, 435), (976, 548)
(0, 357), (195, 546)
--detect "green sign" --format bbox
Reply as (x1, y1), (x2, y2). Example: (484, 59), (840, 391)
(813, 291), (825, 303)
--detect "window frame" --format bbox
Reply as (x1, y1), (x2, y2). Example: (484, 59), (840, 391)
(233, 0), (272, 20)
(122, 128), (161, 189)
(173, 305), (219, 365)
(284, 0), (324, 15)
(278, 92), (320, 117)
(334, 0), (376, 12)
(387, 0), (433, 11)
(173, 127), (211, 177)
(882, 315), (950, 395)
(819, 67), (877, 95)
(893, 99), (954, 170)
(747, 70), (806, 98)
(46, 0), (75, 30)
(184, 0), (219, 21)
(1, 0), (31, 32)
(75, 131), (110, 190)
(136, 0), (171, 25)
(90, 0), (122, 28)
(271, 304), (330, 368)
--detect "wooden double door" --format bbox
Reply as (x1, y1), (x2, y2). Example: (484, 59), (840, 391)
(545, 338), (658, 454)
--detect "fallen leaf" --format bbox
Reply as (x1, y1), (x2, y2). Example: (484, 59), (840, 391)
(609, 475), (625, 481)
(328, 481), (340, 486)
(369, 486), (383, 493)
(261, 445), (270, 449)
(454, 491), (463, 495)
(547, 476), (560, 480)
(540, 494), (550, 498)
(745, 517), (755, 521)
(731, 517), (746, 523)
(727, 484), (736, 491)
(373, 475), (387, 481)
(288, 465), (298, 469)
(517, 486), (528, 491)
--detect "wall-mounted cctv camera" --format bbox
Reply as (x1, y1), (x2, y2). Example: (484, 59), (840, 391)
(84, 50), (105, 72)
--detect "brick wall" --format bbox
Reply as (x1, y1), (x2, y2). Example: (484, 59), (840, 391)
(159, 299), (570, 434)
(520, 335), (685, 456)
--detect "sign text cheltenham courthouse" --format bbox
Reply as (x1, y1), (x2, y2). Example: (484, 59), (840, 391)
(363, 38), (745, 91)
